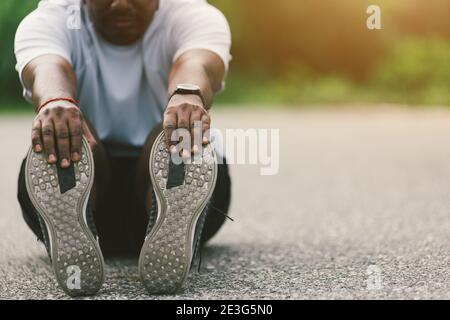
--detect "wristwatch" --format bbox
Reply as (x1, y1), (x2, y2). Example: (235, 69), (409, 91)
(169, 84), (206, 107)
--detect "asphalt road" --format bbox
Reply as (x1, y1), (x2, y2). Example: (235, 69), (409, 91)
(2, 106), (450, 300)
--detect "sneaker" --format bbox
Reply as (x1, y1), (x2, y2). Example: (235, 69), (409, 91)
(24, 137), (104, 297)
(138, 132), (218, 294)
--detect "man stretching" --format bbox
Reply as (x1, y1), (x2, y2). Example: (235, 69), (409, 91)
(15, 0), (232, 296)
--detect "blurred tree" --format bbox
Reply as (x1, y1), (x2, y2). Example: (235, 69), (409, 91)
(392, 0), (450, 39)
(210, 0), (388, 80)
(0, 0), (39, 104)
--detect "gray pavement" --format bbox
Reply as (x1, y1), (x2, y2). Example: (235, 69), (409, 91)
(1, 106), (450, 299)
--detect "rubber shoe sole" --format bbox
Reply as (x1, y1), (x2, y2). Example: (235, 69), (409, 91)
(138, 132), (217, 294)
(24, 137), (104, 297)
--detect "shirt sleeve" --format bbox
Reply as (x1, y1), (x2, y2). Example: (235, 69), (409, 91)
(14, 1), (73, 101)
(171, 1), (232, 73)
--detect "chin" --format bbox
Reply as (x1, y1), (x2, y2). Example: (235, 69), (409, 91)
(104, 28), (142, 45)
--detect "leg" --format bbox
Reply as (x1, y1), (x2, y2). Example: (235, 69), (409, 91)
(79, 122), (144, 258)
(98, 156), (145, 258)
(17, 158), (45, 242)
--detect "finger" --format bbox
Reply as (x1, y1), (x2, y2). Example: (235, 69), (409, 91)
(31, 119), (43, 153)
(201, 113), (211, 145)
(190, 109), (203, 154)
(177, 105), (192, 159)
(54, 119), (71, 168)
(163, 108), (177, 150)
(41, 120), (57, 164)
(177, 104), (191, 133)
(81, 121), (97, 152)
(68, 117), (82, 162)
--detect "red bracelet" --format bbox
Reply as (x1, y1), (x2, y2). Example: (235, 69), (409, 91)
(38, 98), (80, 112)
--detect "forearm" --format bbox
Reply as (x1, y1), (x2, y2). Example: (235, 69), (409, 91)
(22, 55), (77, 112)
(163, 50), (226, 149)
(22, 55), (96, 167)
(167, 50), (225, 110)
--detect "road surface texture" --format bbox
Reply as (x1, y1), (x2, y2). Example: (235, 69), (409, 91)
(1, 106), (450, 300)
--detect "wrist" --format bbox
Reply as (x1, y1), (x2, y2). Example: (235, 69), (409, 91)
(37, 97), (79, 113)
(167, 93), (205, 109)
(168, 83), (207, 109)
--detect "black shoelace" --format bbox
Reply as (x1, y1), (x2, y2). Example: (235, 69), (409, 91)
(196, 204), (234, 273)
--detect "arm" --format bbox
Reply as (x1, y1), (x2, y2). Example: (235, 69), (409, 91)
(163, 49), (226, 153)
(23, 54), (96, 168)
(24, 55), (77, 112)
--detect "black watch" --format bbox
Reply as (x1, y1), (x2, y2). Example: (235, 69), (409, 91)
(169, 84), (206, 107)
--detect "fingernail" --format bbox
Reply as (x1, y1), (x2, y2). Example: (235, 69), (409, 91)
(192, 145), (199, 154)
(61, 159), (70, 168)
(35, 144), (42, 152)
(72, 152), (80, 161)
(48, 154), (57, 163)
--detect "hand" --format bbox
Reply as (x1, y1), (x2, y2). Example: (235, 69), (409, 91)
(31, 101), (97, 168)
(163, 94), (210, 157)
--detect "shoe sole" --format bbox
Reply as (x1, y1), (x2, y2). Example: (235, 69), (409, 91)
(24, 137), (104, 297)
(138, 132), (217, 294)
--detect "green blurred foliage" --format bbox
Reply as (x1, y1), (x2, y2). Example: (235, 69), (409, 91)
(0, 1), (39, 104)
(216, 37), (450, 106)
(0, 0), (449, 107)
(372, 38), (450, 105)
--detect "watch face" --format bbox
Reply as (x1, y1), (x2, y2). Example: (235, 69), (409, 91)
(177, 84), (201, 91)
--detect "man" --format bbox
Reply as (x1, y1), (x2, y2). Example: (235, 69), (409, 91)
(15, 0), (232, 296)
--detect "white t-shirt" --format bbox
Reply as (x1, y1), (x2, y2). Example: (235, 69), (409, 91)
(15, 0), (231, 157)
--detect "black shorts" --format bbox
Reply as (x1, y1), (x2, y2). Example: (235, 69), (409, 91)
(17, 151), (232, 258)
